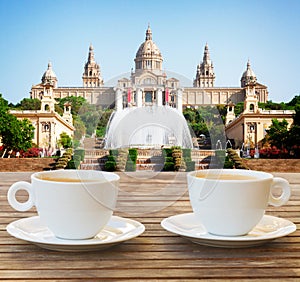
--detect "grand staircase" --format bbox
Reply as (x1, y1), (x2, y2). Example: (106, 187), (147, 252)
(80, 137), (108, 170)
(80, 137), (165, 171)
(80, 137), (214, 171)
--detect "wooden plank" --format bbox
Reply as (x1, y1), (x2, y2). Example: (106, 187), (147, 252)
(0, 171), (299, 281)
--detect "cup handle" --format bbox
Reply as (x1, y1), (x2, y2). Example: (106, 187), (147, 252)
(269, 177), (291, 207)
(7, 181), (34, 211)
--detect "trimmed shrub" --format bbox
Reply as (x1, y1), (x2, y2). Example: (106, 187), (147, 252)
(125, 160), (136, 171)
(74, 149), (85, 161)
(104, 161), (117, 171)
(163, 162), (175, 171)
(165, 157), (173, 163)
(162, 148), (173, 158)
(104, 149), (118, 171)
(185, 161), (195, 172)
(226, 148), (249, 169)
(110, 149), (119, 157)
(66, 159), (76, 169)
(224, 156), (234, 168)
(172, 147), (182, 171)
(182, 148), (191, 159)
(107, 155), (115, 162)
(124, 148), (137, 172)
(182, 148), (194, 171)
(128, 148), (138, 162)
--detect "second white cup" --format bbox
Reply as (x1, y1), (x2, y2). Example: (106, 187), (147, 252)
(187, 169), (291, 236)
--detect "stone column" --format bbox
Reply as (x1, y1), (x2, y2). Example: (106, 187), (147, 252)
(137, 88), (143, 108)
(114, 87), (123, 111)
(176, 88), (183, 112)
(157, 88), (163, 106)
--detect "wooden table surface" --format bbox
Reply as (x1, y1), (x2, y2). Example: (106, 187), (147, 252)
(0, 171), (299, 281)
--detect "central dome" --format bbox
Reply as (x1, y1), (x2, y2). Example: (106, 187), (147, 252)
(134, 25), (163, 72)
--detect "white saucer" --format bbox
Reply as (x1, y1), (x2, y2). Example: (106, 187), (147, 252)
(161, 213), (296, 248)
(7, 216), (145, 252)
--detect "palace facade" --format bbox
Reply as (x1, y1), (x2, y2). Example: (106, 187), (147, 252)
(28, 25), (294, 148)
(30, 25), (268, 110)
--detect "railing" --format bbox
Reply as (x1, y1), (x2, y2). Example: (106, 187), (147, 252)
(84, 150), (109, 158)
(81, 148), (215, 171)
(191, 150), (215, 158)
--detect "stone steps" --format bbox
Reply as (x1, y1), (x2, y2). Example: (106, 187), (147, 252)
(83, 137), (104, 150)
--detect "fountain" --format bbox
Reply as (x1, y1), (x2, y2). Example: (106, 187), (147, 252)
(216, 139), (223, 150)
(104, 105), (194, 149)
(226, 139), (232, 149)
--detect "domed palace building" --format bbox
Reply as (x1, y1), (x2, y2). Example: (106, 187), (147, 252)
(29, 25), (294, 148)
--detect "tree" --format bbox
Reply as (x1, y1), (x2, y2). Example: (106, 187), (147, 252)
(56, 96), (106, 138)
(183, 108), (196, 123)
(58, 132), (72, 149)
(216, 104), (227, 124)
(96, 108), (114, 137)
(57, 96), (87, 116)
(79, 103), (100, 136)
(234, 102), (244, 116)
(266, 118), (289, 149)
(287, 105), (300, 157)
(286, 95), (300, 107)
(73, 116), (86, 140)
(0, 94), (34, 152)
(14, 98), (41, 110)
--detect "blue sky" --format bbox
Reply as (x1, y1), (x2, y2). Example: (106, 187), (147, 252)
(0, 0), (299, 104)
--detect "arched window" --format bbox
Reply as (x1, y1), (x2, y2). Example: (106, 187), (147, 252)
(146, 134), (152, 144)
(44, 104), (50, 111)
(89, 70), (92, 76)
(249, 104), (254, 112)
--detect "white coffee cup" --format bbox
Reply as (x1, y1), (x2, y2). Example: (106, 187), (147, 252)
(187, 169), (291, 236)
(7, 170), (119, 240)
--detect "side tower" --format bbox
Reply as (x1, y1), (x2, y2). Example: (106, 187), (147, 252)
(41, 62), (58, 88)
(193, 43), (215, 87)
(82, 44), (103, 87)
(241, 60), (259, 113)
